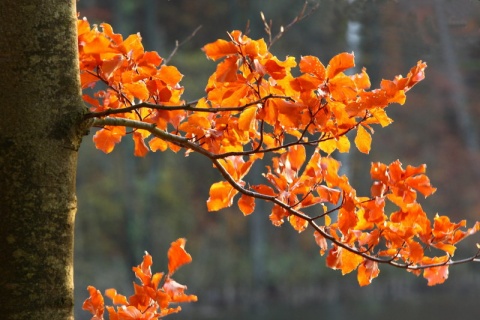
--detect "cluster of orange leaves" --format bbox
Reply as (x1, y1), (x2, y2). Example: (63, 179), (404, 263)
(79, 18), (479, 287)
(83, 239), (197, 320)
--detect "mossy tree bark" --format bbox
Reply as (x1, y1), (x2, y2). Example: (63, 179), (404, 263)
(0, 1), (85, 319)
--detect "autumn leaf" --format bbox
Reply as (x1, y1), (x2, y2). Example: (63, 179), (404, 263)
(299, 55), (326, 81)
(132, 253), (154, 286)
(326, 52), (355, 79)
(163, 278), (198, 303)
(313, 231), (328, 255)
(80, 18), (480, 289)
(289, 215), (308, 233)
(93, 126), (126, 154)
(123, 82), (150, 101)
(421, 256), (449, 286)
(83, 286), (105, 320)
(318, 138), (337, 155)
(207, 181), (238, 211)
(357, 260), (380, 286)
(354, 125), (372, 154)
(202, 39), (238, 61)
(238, 107), (257, 131)
(340, 248), (364, 275)
(105, 289), (128, 305)
(158, 65), (183, 86)
(168, 238), (193, 276)
(133, 132), (149, 157)
(149, 137), (168, 152)
(238, 194), (255, 216)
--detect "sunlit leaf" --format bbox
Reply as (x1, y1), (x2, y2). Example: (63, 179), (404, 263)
(93, 126), (126, 154)
(207, 181), (237, 211)
(238, 107), (257, 131)
(238, 194), (255, 216)
(313, 231), (328, 255)
(422, 256), (449, 286)
(168, 238), (193, 276)
(357, 260), (379, 286)
(354, 125), (372, 154)
(83, 286), (105, 319)
(105, 289), (128, 305)
(299, 55), (326, 81)
(133, 132), (149, 157)
(327, 52), (355, 79)
(149, 137), (168, 152)
(202, 39), (238, 61)
(289, 215), (308, 233)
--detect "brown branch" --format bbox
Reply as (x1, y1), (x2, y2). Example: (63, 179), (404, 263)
(262, 1), (320, 49)
(84, 94), (294, 119)
(92, 116), (480, 272)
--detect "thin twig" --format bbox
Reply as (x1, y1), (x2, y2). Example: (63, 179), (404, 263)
(164, 25), (203, 65)
(262, 1), (320, 49)
(84, 94), (293, 119)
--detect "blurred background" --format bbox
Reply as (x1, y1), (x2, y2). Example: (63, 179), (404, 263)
(75, 0), (480, 319)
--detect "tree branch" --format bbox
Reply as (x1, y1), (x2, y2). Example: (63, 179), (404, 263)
(84, 94), (294, 119)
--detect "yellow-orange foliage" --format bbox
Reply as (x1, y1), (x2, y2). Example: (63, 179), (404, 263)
(80, 18), (479, 292)
(83, 239), (197, 320)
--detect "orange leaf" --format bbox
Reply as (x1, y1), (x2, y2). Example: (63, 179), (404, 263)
(82, 286), (105, 319)
(206, 181), (237, 211)
(395, 60), (427, 92)
(354, 125), (372, 154)
(162, 278), (198, 303)
(238, 194), (255, 216)
(318, 138), (337, 155)
(370, 108), (393, 127)
(269, 204), (289, 227)
(81, 72), (101, 89)
(100, 23), (123, 44)
(422, 256), (449, 286)
(238, 107), (257, 131)
(105, 289), (128, 305)
(168, 238), (192, 276)
(327, 52), (355, 79)
(407, 174), (436, 197)
(116, 306), (149, 320)
(202, 39), (238, 61)
(93, 126), (126, 154)
(132, 253), (153, 286)
(149, 137), (168, 152)
(123, 82), (150, 101)
(158, 65), (183, 86)
(119, 34), (144, 61)
(340, 248), (364, 275)
(140, 51), (163, 66)
(351, 68), (371, 90)
(357, 260), (379, 286)
(407, 240), (424, 264)
(214, 56), (239, 82)
(286, 145), (306, 172)
(289, 215), (308, 233)
(313, 231), (328, 255)
(251, 184), (276, 196)
(133, 132), (149, 157)
(299, 55), (326, 80)
(100, 54), (124, 80)
(326, 245), (342, 270)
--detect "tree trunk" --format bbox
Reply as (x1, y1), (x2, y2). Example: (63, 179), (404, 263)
(0, 1), (85, 319)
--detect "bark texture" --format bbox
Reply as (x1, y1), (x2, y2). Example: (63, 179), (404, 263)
(0, 1), (85, 319)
